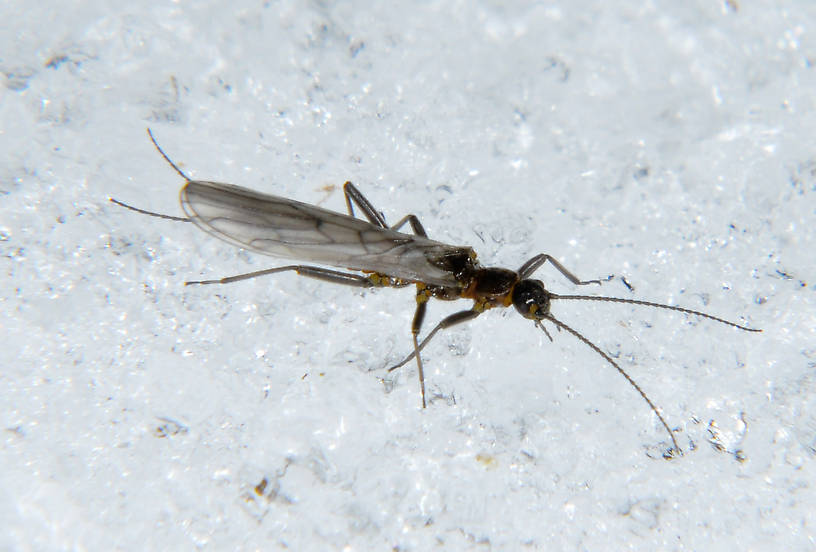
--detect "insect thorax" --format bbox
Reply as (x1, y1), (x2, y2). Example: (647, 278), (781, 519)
(463, 267), (520, 311)
(425, 246), (480, 283)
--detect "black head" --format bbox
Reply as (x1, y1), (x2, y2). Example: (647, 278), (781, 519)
(511, 279), (552, 320)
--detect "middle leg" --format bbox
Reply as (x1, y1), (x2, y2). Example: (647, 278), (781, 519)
(390, 302), (482, 408)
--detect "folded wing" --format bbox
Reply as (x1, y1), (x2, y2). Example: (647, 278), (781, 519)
(180, 180), (471, 287)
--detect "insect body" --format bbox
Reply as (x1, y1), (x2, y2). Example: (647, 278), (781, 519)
(112, 129), (761, 456)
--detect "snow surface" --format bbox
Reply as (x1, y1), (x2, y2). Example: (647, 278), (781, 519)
(2, 0), (814, 550)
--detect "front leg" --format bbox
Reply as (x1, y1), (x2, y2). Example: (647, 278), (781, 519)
(517, 253), (603, 285)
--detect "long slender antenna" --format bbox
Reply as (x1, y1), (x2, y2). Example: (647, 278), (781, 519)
(539, 314), (681, 456)
(146, 127), (191, 181)
(550, 294), (761, 332)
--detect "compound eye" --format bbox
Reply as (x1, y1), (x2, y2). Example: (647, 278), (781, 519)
(511, 279), (551, 319)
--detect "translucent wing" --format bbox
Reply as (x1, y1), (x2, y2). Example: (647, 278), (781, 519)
(180, 181), (474, 287)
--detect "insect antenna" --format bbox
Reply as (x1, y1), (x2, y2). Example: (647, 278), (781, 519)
(549, 294), (761, 332)
(538, 315), (682, 456)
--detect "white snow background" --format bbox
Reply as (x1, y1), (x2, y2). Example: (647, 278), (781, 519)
(2, 0), (813, 550)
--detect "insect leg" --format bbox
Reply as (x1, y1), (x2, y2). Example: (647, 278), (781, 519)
(517, 254), (602, 285)
(411, 301), (429, 408)
(388, 214), (428, 237)
(343, 182), (389, 228)
(343, 182), (429, 236)
(185, 265), (376, 287)
(389, 309), (482, 373)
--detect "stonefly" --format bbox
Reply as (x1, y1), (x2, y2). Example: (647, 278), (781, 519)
(111, 129), (761, 456)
